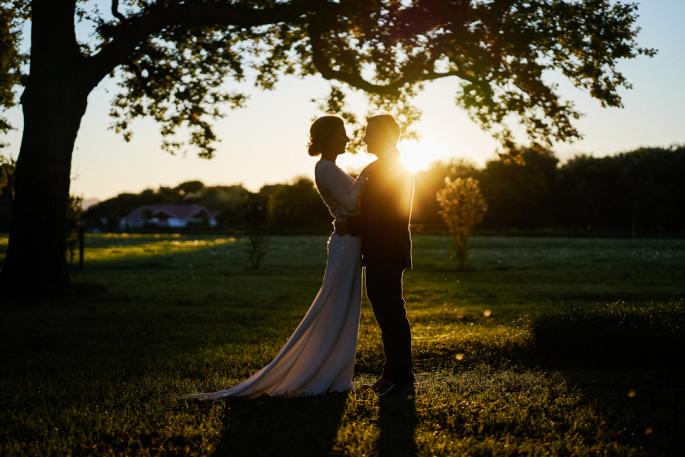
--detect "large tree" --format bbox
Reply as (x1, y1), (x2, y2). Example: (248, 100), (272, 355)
(0, 0), (653, 293)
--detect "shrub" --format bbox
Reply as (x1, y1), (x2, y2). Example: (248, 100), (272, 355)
(436, 177), (487, 270)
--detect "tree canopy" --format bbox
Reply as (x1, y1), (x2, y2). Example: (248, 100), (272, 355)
(0, 2), (25, 146)
(0, 0), (654, 157)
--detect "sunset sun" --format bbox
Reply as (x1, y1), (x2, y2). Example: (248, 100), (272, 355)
(399, 139), (442, 173)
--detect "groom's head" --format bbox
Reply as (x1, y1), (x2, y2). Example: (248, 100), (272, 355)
(364, 114), (400, 157)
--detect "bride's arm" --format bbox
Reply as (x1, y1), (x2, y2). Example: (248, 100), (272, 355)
(349, 171), (368, 206)
(318, 163), (364, 213)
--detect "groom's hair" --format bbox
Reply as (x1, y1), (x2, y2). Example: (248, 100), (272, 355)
(368, 114), (400, 143)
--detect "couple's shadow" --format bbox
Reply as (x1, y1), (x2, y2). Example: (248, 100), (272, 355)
(376, 393), (419, 457)
(212, 390), (417, 457)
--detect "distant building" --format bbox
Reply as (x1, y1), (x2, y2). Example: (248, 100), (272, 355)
(119, 204), (219, 230)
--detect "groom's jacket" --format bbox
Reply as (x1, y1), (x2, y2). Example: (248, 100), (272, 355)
(348, 155), (413, 270)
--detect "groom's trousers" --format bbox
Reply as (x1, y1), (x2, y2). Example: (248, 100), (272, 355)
(365, 266), (415, 384)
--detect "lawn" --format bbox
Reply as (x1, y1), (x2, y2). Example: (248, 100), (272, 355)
(1, 234), (684, 456)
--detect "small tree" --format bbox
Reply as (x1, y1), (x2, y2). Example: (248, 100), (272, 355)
(243, 193), (269, 270)
(0, 154), (14, 231)
(65, 195), (83, 268)
(436, 177), (487, 270)
(0, 154), (14, 197)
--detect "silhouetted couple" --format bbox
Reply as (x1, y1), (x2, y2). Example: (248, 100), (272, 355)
(189, 114), (415, 399)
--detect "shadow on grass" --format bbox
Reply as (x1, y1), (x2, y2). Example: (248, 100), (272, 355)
(528, 302), (685, 454)
(377, 393), (418, 457)
(212, 392), (418, 457)
(376, 302), (685, 454)
(212, 392), (347, 457)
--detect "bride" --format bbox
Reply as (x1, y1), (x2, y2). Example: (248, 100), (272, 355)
(188, 115), (366, 399)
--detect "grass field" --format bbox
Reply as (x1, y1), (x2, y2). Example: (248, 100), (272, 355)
(1, 234), (684, 456)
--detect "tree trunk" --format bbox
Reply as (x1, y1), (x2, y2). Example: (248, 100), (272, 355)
(0, 0), (90, 294)
(454, 235), (467, 271)
(1, 81), (89, 293)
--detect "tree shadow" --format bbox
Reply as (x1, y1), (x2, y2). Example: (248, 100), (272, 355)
(398, 302), (685, 454)
(376, 393), (418, 457)
(212, 392), (348, 457)
(525, 303), (685, 454)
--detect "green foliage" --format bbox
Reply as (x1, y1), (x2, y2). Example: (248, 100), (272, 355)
(243, 192), (269, 269)
(1, 234), (684, 454)
(436, 177), (487, 269)
(0, 1), (27, 144)
(0, 153), (13, 228)
(66, 195), (83, 227)
(105, 22), (249, 158)
(78, 145), (685, 237)
(85, 176), (332, 233)
(415, 145), (685, 235)
(0, 1), (654, 157)
(413, 158), (479, 228)
(0, 152), (13, 194)
(557, 146), (685, 233)
(478, 147), (560, 229)
(207, 186), (252, 227)
(65, 195), (83, 258)
(174, 180), (205, 197)
(260, 176), (330, 231)
(303, 0), (655, 149)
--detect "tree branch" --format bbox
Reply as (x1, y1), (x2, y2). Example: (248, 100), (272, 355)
(111, 0), (126, 22)
(307, 16), (472, 96)
(86, 0), (314, 88)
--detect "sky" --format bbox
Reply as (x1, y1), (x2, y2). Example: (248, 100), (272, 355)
(1, 1), (684, 202)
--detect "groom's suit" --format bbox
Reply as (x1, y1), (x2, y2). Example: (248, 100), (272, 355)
(348, 154), (415, 384)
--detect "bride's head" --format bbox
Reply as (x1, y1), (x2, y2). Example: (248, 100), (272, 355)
(308, 115), (349, 159)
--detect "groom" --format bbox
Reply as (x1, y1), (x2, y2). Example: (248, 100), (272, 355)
(335, 114), (415, 396)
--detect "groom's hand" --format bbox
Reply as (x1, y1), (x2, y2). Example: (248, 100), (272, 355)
(334, 216), (350, 235)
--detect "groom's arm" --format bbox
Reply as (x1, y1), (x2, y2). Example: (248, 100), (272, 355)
(345, 166), (412, 236)
(379, 169), (413, 231)
(347, 214), (363, 236)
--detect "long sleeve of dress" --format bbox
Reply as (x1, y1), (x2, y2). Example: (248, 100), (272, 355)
(315, 161), (363, 214)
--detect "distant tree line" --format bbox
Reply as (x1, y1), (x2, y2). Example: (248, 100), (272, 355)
(413, 145), (685, 236)
(1, 146), (682, 236)
(80, 177), (332, 234)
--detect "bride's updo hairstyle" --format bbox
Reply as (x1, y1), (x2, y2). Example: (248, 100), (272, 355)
(308, 115), (344, 156)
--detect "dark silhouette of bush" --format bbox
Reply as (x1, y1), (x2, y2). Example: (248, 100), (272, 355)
(412, 145), (685, 236)
(478, 148), (560, 230)
(259, 177), (331, 232)
(530, 302), (685, 368)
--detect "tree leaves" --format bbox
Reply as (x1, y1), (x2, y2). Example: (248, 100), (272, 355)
(0, 1), (28, 145)
(0, 153), (14, 195)
(0, 0), (655, 157)
(436, 176), (487, 269)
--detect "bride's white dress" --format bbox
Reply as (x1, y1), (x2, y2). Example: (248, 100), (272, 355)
(188, 159), (365, 399)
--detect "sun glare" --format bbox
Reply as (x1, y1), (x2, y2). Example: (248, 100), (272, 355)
(399, 140), (440, 173)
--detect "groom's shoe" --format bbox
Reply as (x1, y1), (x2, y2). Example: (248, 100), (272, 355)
(362, 378), (394, 395)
